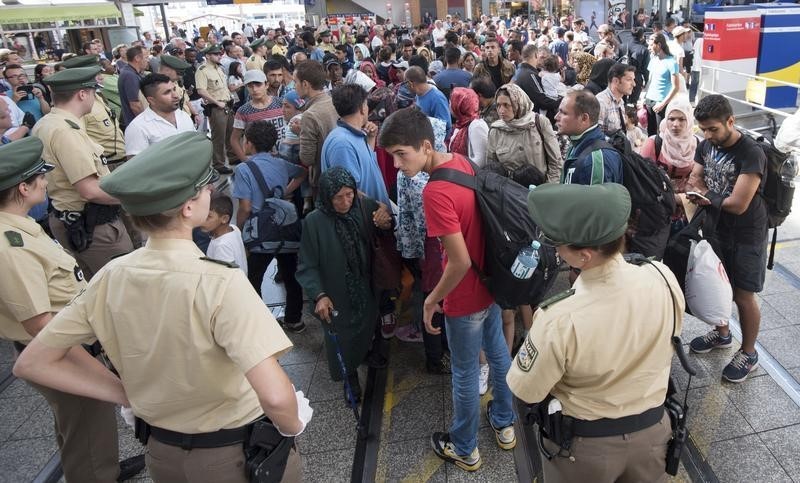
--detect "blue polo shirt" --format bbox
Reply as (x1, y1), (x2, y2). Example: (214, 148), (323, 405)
(416, 87), (451, 137)
(320, 120), (390, 206)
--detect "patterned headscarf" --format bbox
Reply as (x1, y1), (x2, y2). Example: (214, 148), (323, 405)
(449, 87), (480, 156)
(494, 83), (535, 129)
(317, 167), (369, 319)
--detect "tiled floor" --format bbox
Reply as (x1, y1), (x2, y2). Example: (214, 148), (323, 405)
(2, 241), (800, 482)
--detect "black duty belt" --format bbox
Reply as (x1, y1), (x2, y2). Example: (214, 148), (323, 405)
(150, 422), (253, 450)
(569, 405), (665, 438)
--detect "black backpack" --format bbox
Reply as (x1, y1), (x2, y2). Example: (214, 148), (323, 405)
(240, 161), (302, 254)
(755, 135), (795, 269)
(428, 160), (559, 309)
(581, 131), (675, 259)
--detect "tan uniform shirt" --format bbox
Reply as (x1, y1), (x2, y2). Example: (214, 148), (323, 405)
(507, 254), (684, 420)
(33, 107), (108, 212)
(0, 212), (86, 343)
(245, 54), (266, 72)
(195, 62), (232, 103)
(36, 238), (292, 433)
(83, 93), (125, 162)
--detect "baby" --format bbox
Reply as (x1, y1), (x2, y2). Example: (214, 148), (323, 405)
(277, 91), (312, 213)
(625, 105), (647, 152)
(538, 54), (567, 116)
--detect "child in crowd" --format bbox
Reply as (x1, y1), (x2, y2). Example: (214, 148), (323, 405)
(625, 105), (647, 152)
(538, 54), (567, 115)
(200, 194), (248, 275)
(278, 91), (312, 214)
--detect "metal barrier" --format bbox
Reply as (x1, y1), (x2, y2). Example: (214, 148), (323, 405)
(698, 64), (799, 137)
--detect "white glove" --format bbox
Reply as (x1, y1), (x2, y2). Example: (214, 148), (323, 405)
(120, 406), (135, 429)
(278, 390), (313, 437)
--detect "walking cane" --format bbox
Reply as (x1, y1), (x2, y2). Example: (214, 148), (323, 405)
(324, 309), (369, 440)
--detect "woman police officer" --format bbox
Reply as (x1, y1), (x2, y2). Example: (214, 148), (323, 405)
(507, 183), (685, 482)
(0, 136), (139, 482)
(14, 132), (312, 483)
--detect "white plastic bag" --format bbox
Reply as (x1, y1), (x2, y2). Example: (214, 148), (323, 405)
(685, 240), (732, 326)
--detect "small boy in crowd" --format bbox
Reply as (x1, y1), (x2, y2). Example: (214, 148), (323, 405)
(200, 194), (248, 275)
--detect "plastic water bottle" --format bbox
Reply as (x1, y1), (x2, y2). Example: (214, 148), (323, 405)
(511, 241), (541, 280)
(781, 154), (798, 188)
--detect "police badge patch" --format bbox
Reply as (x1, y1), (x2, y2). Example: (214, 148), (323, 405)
(516, 336), (538, 372)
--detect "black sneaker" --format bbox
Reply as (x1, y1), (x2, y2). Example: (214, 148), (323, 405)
(366, 350), (388, 369)
(690, 329), (733, 354)
(430, 432), (481, 472)
(722, 349), (759, 383)
(426, 355), (451, 375)
(278, 318), (306, 333)
(117, 454), (145, 481)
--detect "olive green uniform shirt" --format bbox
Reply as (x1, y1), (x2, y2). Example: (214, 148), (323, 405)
(195, 62), (231, 103)
(35, 238), (292, 433)
(0, 212), (86, 343)
(507, 255), (684, 420)
(33, 107), (109, 212)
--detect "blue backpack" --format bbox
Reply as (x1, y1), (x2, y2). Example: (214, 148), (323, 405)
(240, 161), (301, 254)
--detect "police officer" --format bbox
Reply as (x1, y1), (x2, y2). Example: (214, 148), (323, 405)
(60, 55), (126, 170)
(14, 132), (311, 483)
(246, 37), (268, 72)
(507, 183), (684, 482)
(195, 45), (234, 174)
(159, 54), (202, 127)
(0, 137), (144, 482)
(33, 66), (133, 280)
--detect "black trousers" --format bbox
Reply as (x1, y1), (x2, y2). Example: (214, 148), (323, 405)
(248, 252), (303, 324)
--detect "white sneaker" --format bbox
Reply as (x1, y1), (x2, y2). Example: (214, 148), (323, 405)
(479, 364), (489, 395)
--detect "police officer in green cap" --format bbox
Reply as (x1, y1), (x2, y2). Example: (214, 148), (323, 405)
(14, 132), (312, 483)
(507, 183), (685, 483)
(61, 54), (127, 170)
(159, 54), (201, 124)
(0, 137), (144, 482)
(246, 37), (268, 72)
(33, 66), (134, 280)
(196, 44), (234, 174)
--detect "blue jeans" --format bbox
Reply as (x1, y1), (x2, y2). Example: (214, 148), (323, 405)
(445, 303), (515, 455)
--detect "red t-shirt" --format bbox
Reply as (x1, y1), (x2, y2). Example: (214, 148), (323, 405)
(423, 154), (494, 317)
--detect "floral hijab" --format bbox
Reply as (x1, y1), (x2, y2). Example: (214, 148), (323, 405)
(449, 87), (480, 156)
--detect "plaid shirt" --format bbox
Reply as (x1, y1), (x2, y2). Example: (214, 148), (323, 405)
(596, 88), (626, 135)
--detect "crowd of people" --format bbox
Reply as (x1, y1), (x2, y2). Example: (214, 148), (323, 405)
(0, 10), (798, 482)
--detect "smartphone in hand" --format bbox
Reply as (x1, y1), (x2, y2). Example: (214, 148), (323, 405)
(686, 191), (710, 203)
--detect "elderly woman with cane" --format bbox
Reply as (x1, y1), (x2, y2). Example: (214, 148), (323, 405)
(296, 167), (393, 403)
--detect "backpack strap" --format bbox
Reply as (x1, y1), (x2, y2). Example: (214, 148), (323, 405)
(425, 162), (488, 283)
(577, 138), (613, 186)
(654, 134), (663, 161)
(244, 160), (274, 202)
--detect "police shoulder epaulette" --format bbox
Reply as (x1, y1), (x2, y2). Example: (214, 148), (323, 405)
(65, 119), (80, 129)
(200, 256), (238, 268)
(4, 230), (23, 247)
(539, 288), (575, 309)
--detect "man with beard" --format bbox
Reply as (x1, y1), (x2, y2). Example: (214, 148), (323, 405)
(686, 95), (769, 383)
(124, 74), (195, 157)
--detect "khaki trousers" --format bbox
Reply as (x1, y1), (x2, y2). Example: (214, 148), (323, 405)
(29, 381), (120, 483)
(541, 412), (672, 483)
(49, 214), (134, 281)
(146, 438), (301, 483)
(208, 105), (234, 169)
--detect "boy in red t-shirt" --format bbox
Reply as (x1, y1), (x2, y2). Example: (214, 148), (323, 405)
(379, 108), (515, 472)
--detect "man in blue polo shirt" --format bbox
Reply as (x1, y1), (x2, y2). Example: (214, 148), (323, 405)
(320, 83), (390, 206)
